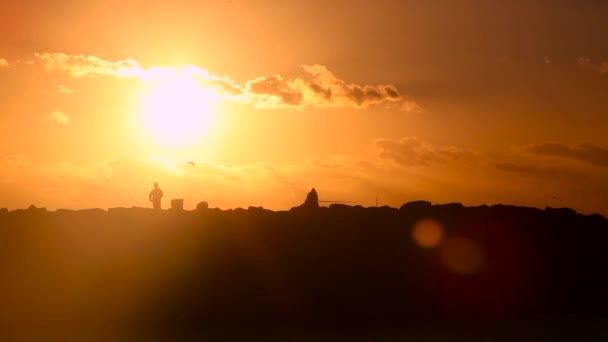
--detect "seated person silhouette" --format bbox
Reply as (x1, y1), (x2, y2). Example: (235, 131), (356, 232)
(303, 188), (319, 208)
(149, 182), (164, 209)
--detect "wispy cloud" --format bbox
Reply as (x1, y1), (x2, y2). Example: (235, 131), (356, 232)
(374, 137), (473, 166)
(495, 162), (541, 174)
(0, 154), (31, 174)
(246, 64), (418, 110)
(46, 110), (70, 125)
(54, 82), (74, 94)
(36, 52), (140, 78)
(35, 52), (417, 111)
(528, 142), (608, 167)
(246, 74), (304, 106)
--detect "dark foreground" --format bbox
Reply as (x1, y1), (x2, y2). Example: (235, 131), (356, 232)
(0, 202), (607, 341)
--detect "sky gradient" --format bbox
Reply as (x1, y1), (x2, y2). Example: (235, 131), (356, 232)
(1, 0), (607, 214)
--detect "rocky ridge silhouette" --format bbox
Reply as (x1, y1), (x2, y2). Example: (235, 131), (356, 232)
(0, 201), (607, 339)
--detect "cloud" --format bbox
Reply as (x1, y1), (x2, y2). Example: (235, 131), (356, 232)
(35, 52), (416, 111)
(36, 52), (141, 78)
(46, 110), (70, 125)
(495, 162), (541, 174)
(246, 74), (304, 107)
(0, 59), (8, 68)
(299, 64), (417, 110)
(0, 155), (31, 174)
(206, 76), (244, 96)
(226, 64), (416, 110)
(54, 82), (74, 94)
(577, 57), (608, 74)
(528, 142), (608, 167)
(374, 137), (472, 166)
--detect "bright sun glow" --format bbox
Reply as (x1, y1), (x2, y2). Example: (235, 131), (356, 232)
(139, 74), (218, 147)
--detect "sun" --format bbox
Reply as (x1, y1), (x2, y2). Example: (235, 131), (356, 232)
(139, 74), (218, 147)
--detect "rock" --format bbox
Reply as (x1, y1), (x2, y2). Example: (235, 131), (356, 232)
(108, 207), (129, 213)
(399, 200), (432, 212)
(587, 213), (608, 224)
(328, 203), (353, 211)
(55, 209), (76, 214)
(545, 207), (578, 217)
(170, 199), (184, 211)
(27, 204), (47, 212)
(434, 202), (464, 210)
(196, 201), (209, 210)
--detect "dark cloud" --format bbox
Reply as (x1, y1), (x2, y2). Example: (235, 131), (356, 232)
(374, 137), (470, 166)
(246, 75), (304, 106)
(529, 142), (608, 167)
(383, 85), (400, 99)
(495, 162), (541, 174)
(309, 81), (332, 100)
(301, 64), (412, 109)
(244, 65), (413, 110)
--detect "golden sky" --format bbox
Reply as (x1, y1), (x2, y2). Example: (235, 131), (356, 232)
(1, 0), (607, 214)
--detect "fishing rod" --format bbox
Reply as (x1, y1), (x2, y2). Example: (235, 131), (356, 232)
(123, 188), (141, 207)
(318, 200), (356, 204)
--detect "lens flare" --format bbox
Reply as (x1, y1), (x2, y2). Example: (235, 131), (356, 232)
(439, 237), (486, 276)
(412, 218), (444, 248)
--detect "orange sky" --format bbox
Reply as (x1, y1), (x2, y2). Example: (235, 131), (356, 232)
(1, 0), (607, 214)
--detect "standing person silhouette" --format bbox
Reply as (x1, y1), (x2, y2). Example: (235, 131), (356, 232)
(149, 182), (164, 209)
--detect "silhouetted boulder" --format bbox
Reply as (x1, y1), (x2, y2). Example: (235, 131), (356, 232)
(545, 206), (578, 217)
(78, 208), (106, 214)
(27, 204), (46, 212)
(55, 209), (76, 214)
(328, 203), (353, 211)
(433, 203), (464, 216)
(434, 202), (463, 210)
(370, 205), (398, 215)
(0, 208), (7, 215)
(56, 208), (107, 215)
(171, 199), (184, 211)
(129, 207), (157, 214)
(587, 213), (608, 224)
(248, 206), (271, 214)
(108, 207), (130, 213)
(399, 200), (432, 213)
(196, 201), (209, 210)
